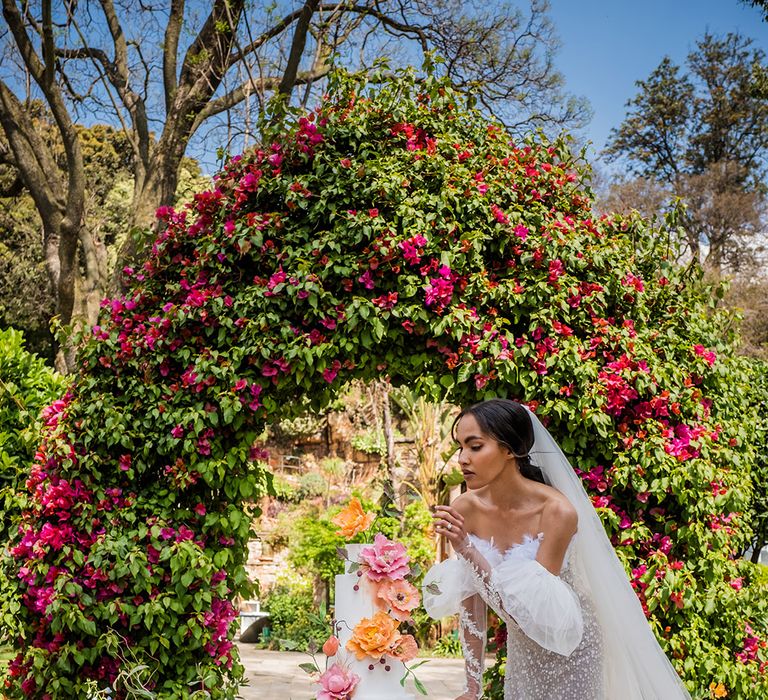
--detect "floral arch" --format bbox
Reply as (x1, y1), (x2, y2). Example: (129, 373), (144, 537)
(3, 67), (765, 699)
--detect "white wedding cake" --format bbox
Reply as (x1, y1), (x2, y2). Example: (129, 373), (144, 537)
(330, 544), (415, 700)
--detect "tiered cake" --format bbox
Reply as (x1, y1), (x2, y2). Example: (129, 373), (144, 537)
(330, 543), (415, 700)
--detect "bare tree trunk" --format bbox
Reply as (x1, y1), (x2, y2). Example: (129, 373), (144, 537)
(1, 0), (87, 373)
(381, 382), (399, 509)
(78, 226), (109, 324)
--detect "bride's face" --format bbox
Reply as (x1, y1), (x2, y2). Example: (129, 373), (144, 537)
(455, 413), (513, 489)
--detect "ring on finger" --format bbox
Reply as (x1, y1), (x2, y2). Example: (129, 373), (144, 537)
(447, 522), (452, 531)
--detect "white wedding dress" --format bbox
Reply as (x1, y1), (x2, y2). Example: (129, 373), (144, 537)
(422, 405), (691, 700)
(423, 531), (603, 699)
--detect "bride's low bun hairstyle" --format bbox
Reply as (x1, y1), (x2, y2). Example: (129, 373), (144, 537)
(451, 398), (546, 484)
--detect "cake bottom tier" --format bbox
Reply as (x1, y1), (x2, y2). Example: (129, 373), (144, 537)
(331, 573), (415, 700)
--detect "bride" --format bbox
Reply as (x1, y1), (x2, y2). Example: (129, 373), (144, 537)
(423, 398), (691, 700)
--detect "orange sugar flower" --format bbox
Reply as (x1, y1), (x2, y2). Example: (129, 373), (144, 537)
(332, 497), (375, 539)
(389, 633), (419, 663)
(346, 611), (400, 661)
(376, 579), (420, 621)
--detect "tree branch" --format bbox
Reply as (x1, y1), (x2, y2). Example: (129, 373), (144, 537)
(191, 68), (330, 133)
(0, 79), (62, 236)
(2, 0), (84, 227)
(278, 0), (321, 98)
(163, 0), (184, 113)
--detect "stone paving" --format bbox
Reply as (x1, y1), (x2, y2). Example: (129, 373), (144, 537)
(237, 645), (470, 700)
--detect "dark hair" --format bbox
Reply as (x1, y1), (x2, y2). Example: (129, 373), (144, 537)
(451, 398), (546, 484)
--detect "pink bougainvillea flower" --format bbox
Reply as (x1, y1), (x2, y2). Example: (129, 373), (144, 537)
(490, 204), (508, 224)
(359, 533), (410, 581)
(693, 344), (717, 366)
(358, 270), (375, 290)
(622, 272), (645, 292)
(323, 360), (342, 384)
(317, 663), (360, 700)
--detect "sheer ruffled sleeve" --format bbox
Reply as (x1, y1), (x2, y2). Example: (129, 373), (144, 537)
(454, 537), (584, 658)
(423, 559), (487, 698)
(490, 557), (583, 656)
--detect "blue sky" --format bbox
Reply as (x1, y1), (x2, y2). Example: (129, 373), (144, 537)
(548, 0), (768, 164)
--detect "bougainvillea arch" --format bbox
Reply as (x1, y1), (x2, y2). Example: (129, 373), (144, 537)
(3, 65), (767, 699)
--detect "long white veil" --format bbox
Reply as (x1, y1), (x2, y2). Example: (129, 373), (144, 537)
(524, 406), (691, 699)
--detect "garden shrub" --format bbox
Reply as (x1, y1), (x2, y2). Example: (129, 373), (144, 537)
(0, 328), (67, 543)
(261, 572), (329, 652)
(2, 60), (767, 699)
(432, 633), (462, 658)
(296, 471), (327, 499)
(0, 328), (66, 647)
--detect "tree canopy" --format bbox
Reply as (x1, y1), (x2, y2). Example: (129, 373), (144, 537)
(603, 32), (768, 273)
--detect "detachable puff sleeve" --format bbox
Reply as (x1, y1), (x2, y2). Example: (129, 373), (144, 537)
(490, 557), (584, 656)
(422, 558), (477, 619)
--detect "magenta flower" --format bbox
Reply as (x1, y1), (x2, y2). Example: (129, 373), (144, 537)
(490, 204), (508, 224)
(359, 533), (411, 581)
(693, 344), (717, 366)
(323, 360), (342, 384)
(622, 272), (645, 292)
(424, 266), (455, 311)
(358, 270), (375, 290)
(317, 663), (360, 700)
(548, 259), (565, 283)
(118, 454), (132, 472)
(514, 224), (529, 240)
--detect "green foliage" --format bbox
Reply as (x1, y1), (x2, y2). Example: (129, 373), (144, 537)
(432, 633), (462, 657)
(290, 511), (347, 584)
(270, 475), (297, 502)
(350, 428), (387, 455)
(605, 32), (768, 186)
(296, 471), (328, 499)
(0, 328), (67, 543)
(261, 573), (329, 652)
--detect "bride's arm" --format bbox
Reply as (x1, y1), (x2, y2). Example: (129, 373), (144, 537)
(435, 503), (584, 657)
(458, 593), (487, 699)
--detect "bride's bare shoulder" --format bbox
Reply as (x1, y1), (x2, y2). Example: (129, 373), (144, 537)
(450, 491), (481, 518)
(540, 486), (578, 532)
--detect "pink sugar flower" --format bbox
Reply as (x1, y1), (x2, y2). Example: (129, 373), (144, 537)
(317, 663), (360, 700)
(377, 579), (420, 621)
(359, 533), (411, 582)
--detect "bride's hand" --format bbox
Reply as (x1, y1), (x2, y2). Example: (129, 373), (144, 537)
(433, 505), (470, 554)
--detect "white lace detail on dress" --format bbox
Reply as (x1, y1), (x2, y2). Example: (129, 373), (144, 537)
(423, 532), (603, 699)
